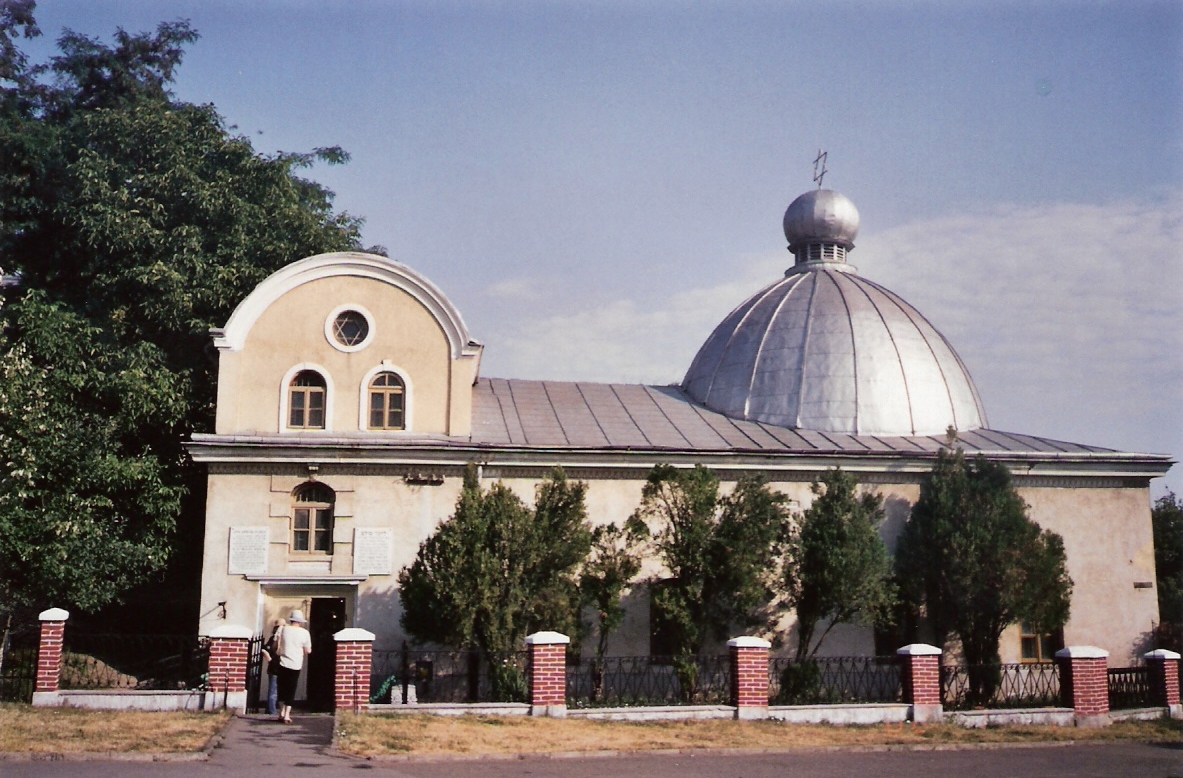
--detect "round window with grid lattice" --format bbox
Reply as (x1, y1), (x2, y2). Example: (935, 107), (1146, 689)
(324, 305), (374, 352)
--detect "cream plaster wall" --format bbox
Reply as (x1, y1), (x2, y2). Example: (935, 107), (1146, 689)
(1011, 485), (1159, 665)
(198, 464), (1159, 667)
(215, 275), (466, 436)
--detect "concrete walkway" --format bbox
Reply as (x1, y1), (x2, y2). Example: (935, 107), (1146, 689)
(207, 714), (343, 771)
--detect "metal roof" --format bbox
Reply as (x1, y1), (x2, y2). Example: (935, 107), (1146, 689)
(472, 378), (1103, 456)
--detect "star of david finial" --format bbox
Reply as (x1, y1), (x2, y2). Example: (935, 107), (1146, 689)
(813, 149), (828, 189)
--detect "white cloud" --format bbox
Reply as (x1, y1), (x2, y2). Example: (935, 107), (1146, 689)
(861, 194), (1183, 482)
(479, 194), (1183, 493)
(483, 278), (544, 301)
(480, 253), (783, 385)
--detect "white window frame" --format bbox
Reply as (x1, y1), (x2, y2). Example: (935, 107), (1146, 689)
(358, 362), (414, 432)
(279, 363), (335, 432)
(324, 303), (376, 353)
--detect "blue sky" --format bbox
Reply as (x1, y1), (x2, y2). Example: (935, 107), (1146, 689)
(32, 1), (1183, 494)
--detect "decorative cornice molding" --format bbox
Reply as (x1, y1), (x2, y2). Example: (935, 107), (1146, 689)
(213, 252), (482, 360)
(189, 436), (1169, 484)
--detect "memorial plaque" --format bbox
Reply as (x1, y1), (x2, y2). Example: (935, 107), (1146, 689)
(228, 527), (269, 574)
(353, 528), (393, 575)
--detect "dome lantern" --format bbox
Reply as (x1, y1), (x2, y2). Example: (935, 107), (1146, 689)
(783, 189), (860, 268)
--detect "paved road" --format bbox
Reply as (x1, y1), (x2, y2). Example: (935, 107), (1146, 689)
(4, 715), (1182, 777)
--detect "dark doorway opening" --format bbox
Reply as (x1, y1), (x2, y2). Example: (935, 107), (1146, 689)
(306, 597), (347, 711)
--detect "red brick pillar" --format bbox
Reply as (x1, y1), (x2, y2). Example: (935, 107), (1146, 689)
(207, 625), (253, 712)
(1055, 646), (1110, 727)
(526, 631), (569, 717)
(31, 608), (69, 706)
(728, 636), (770, 720)
(897, 643), (942, 723)
(1144, 649), (1182, 719)
(334, 628), (375, 713)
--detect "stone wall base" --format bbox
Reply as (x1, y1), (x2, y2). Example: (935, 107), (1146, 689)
(947, 708), (1074, 728)
(1074, 712), (1112, 728)
(770, 703), (908, 725)
(1110, 707), (1171, 723)
(31, 691), (60, 707)
(569, 705), (733, 722)
(909, 703), (943, 723)
(735, 705), (769, 721)
(530, 704), (568, 718)
(33, 690), (214, 711)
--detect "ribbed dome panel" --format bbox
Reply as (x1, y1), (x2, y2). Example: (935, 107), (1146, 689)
(683, 268), (986, 436)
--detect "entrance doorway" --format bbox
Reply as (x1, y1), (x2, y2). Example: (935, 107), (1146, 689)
(306, 597), (347, 711)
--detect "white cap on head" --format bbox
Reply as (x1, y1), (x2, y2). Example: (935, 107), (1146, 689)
(288, 610), (306, 624)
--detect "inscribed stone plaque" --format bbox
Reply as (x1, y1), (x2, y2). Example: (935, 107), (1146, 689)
(353, 528), (393, 575)
(228, 527), (269, 575)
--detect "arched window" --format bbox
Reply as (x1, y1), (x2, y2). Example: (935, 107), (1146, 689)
(368, 372), (405, 430)
(289, 370), (327, 429)
(292, 482), (334, 554)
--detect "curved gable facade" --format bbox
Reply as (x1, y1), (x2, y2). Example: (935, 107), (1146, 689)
(210, 252), (482, 437)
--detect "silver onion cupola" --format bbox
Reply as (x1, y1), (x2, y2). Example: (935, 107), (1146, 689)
(682, 186), (987, 436)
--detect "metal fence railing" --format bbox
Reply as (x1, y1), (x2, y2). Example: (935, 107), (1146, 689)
(370, 646), (530, 704)
(0, 630), (38, 703)
(940, 662), (1060, 711)
(1108, 666), (1152, 710)
(769, 656), (901, 705)
(566, 655), (731, 707)
(61, 634), (209, 690)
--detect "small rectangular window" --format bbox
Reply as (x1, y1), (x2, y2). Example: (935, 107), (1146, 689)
(369, 394), (385, 428)
(307, 393), (324, 428)
(313, 507), (332, 552)
(1020, 621), (1062, 662)
(293, 508), (310, 551)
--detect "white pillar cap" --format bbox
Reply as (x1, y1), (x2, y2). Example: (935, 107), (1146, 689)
(896, 643), (942, 656)
(208, 625), (253, 639)
(1054, 645), (1109, 659)
(334, 628), (376, 642)
(39, 608), (69, 622)
(1145, 649), (1182, 660)
(525, 631), (570, 645)
(727, 636), (771, 649)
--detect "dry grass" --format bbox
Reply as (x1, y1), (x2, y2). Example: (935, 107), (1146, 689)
(0, 703), (230, 753)
(334, 713), (1183, 758)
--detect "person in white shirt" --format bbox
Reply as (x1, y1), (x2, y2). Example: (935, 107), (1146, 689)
(275, 609), (312, 724)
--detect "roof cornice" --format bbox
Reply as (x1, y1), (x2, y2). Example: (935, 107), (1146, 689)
(185, 434), (1173, 481)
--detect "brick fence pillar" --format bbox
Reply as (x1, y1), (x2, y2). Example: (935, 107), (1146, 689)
(207, 625), (253, 712)
(31, 607), (69, 707)
(1144, 648), (1182, 720)
(897, 643), (942, 723)
(728, 636), (770, 720)
(1055, 646), (1110, 727)
(525, 631), (569, 717)
(334, 628), (376, 713)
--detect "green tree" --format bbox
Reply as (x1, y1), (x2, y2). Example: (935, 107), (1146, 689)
(1152, 492), (1183, 627)
(0, 3), (365, 629)
(785, 468), (896, 662)
(578, 522), (643, 701)
(0, 295), (181, 658)
(398, 467), (592, 700)
(895, 449), (1072, 705)
(629, 465), (790, 697)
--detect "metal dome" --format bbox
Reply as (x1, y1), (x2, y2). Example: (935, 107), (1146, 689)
(783, 189), (860, 251)
(682, 190), (987, 436)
